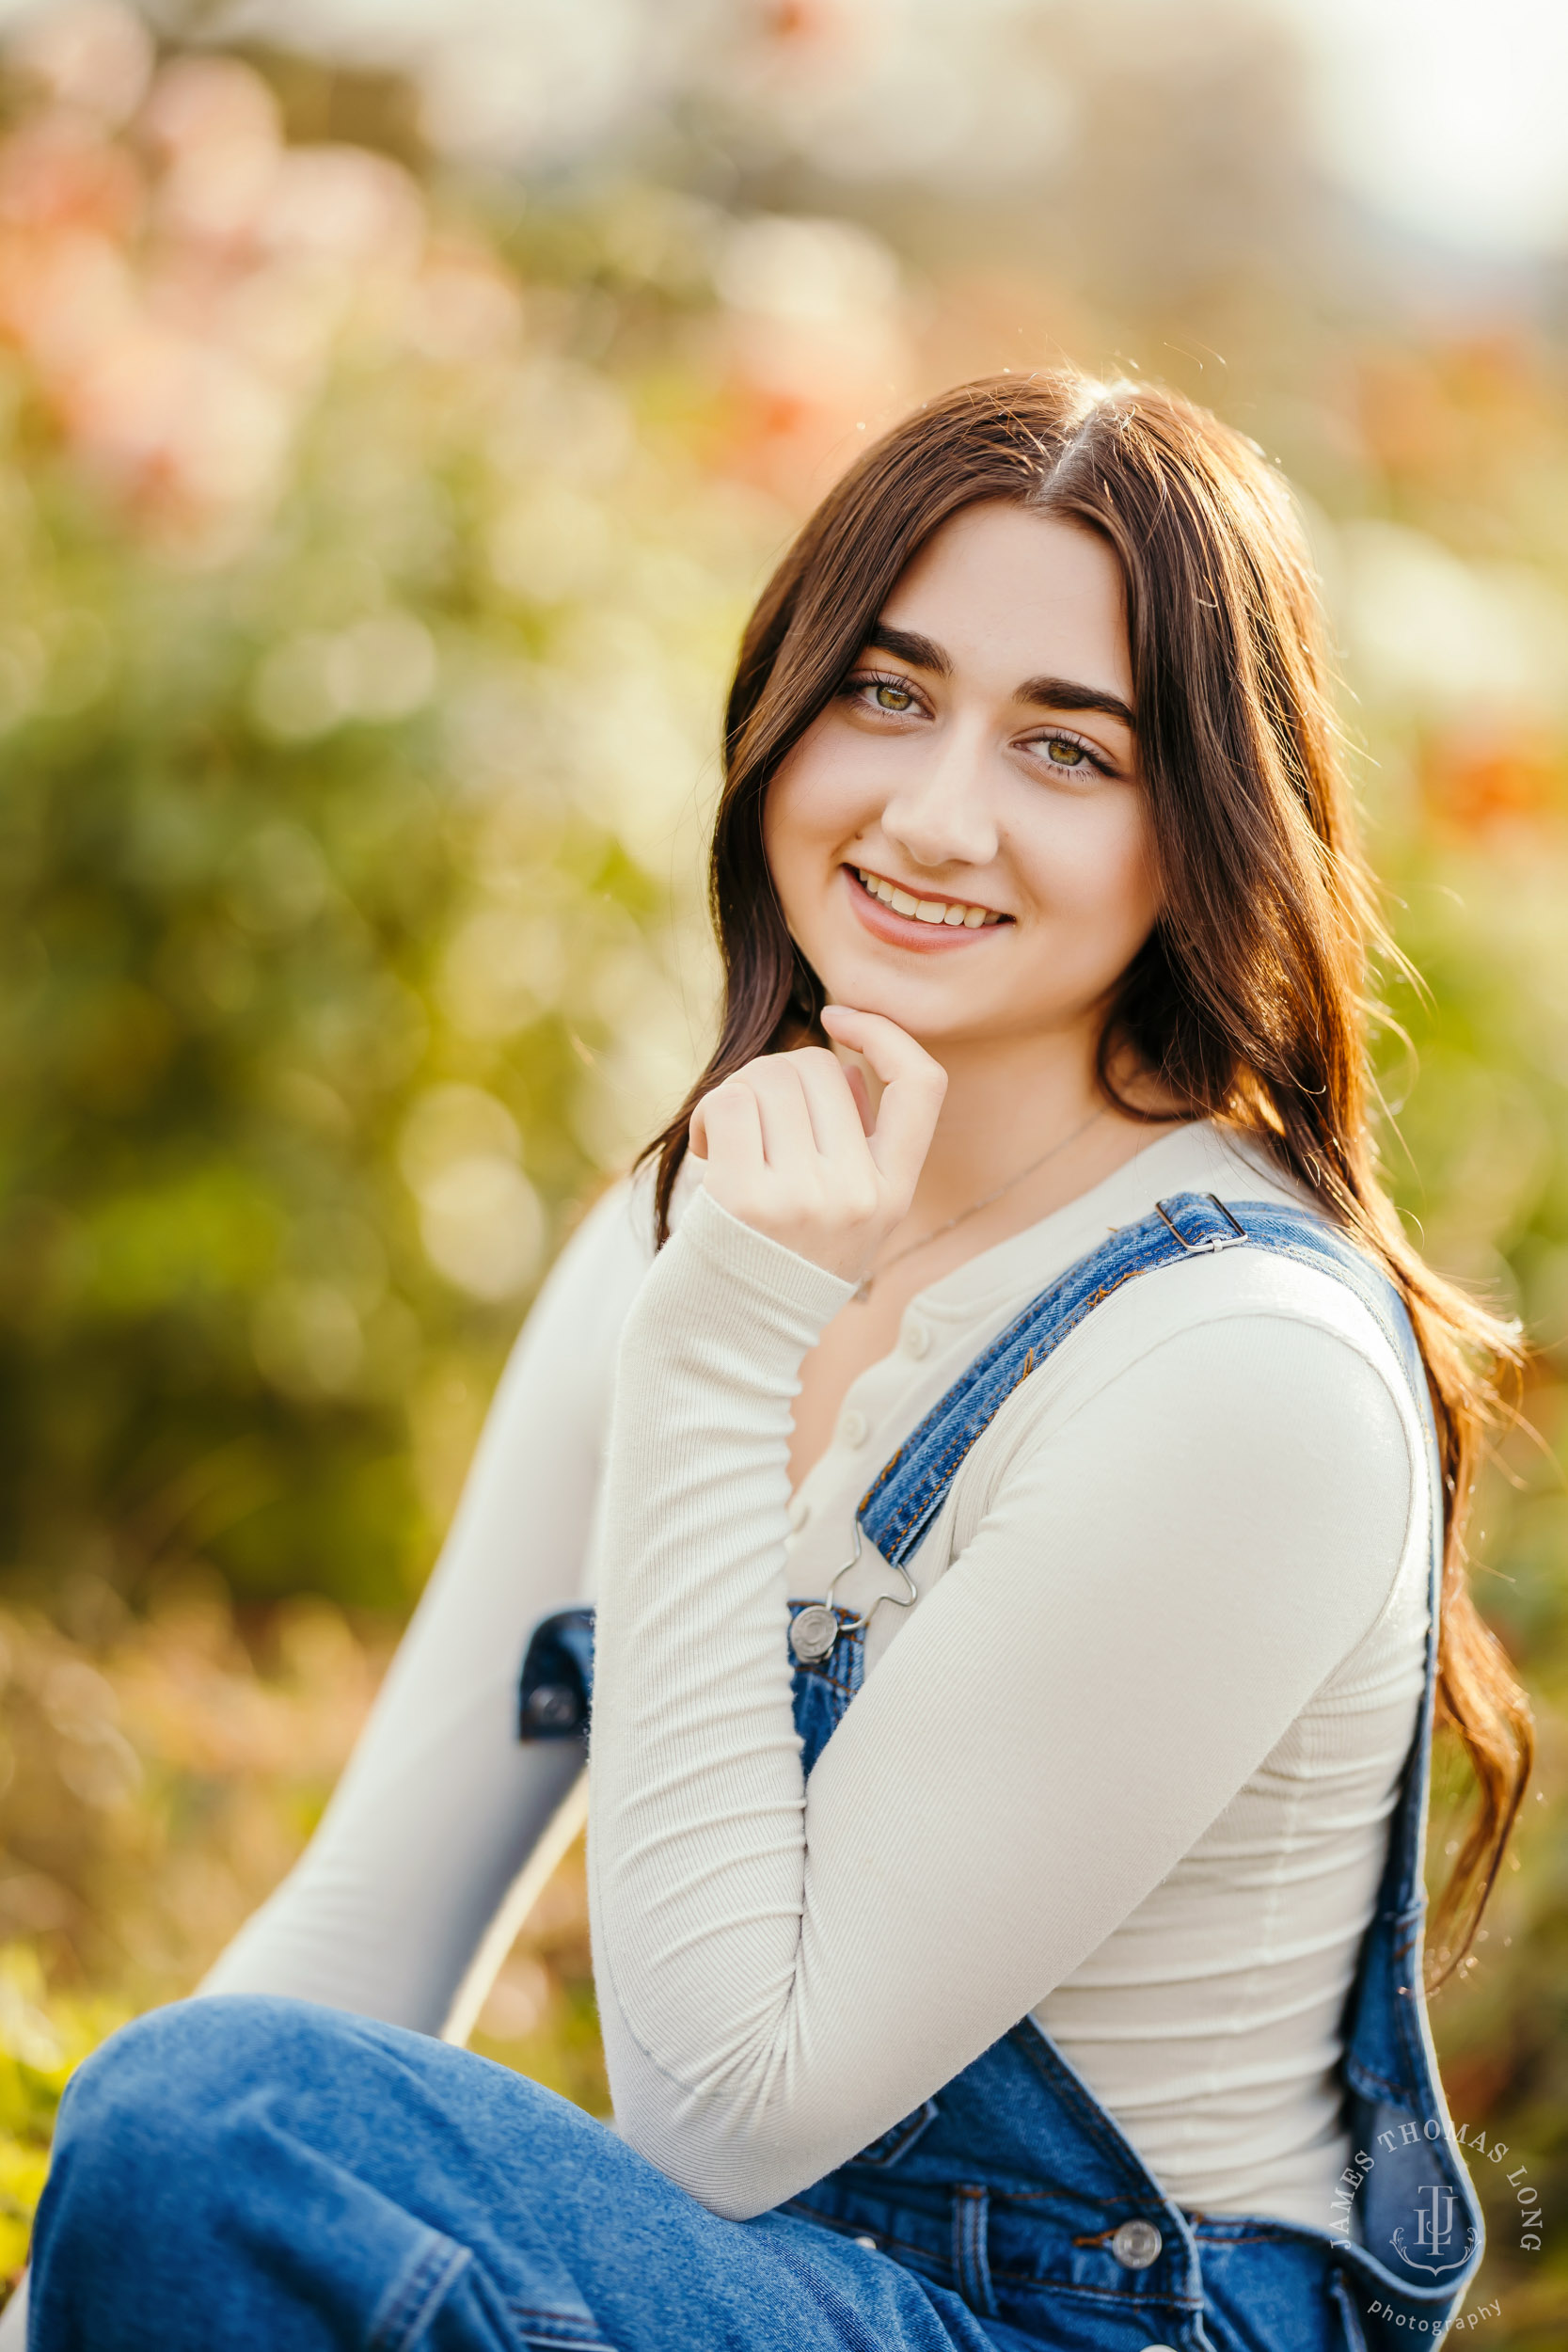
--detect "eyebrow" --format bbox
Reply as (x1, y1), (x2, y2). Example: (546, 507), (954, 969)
(1017, 675), (1137, 731)
(863, 626), (1136, 732)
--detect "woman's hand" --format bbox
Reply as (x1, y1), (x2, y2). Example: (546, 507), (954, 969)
(688, 1008), (946, 1285)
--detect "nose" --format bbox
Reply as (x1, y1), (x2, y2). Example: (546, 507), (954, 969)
(879, 720), (999, 873)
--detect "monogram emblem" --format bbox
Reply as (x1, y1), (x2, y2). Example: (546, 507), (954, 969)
(1391, 2185), (1479, 2278)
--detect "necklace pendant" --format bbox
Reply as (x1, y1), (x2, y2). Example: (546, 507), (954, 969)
(789, 1603), (839, 1665)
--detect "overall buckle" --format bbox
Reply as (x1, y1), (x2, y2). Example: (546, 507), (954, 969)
(1153, 1193), (1246, 1255)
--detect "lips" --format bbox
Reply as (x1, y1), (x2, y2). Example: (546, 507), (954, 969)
(853, 866), (1005, 928)
(843, 863), (1009, 951)
(860, 870), (1006, 922)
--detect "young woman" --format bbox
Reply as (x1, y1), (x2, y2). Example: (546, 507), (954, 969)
(27, 375), (1532, 2351)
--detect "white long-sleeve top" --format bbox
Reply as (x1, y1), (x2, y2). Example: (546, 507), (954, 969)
(205, 1120), (1428, 2234)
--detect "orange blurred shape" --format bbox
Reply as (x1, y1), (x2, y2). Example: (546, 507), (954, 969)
(1422, 727), (1563, 834)
(62, 325), (289, 523)
(0, 228), (134, 377)
(1355, 354), (1462, 475)
(706, 348), (882, 500)
(747, 0), (882, 98)
(710, 381), (827, 501)
(762, 0), (873, 52)
(1356, 333), (1546, 482)
(0, 111), (143, 240)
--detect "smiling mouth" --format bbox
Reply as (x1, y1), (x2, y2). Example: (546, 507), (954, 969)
(851, 866), (1006, 929)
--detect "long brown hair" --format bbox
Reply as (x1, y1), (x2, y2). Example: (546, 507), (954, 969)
(645, 371), (1532, 1976)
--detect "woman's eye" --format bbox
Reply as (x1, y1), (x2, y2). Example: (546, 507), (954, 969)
(840, 672), (922, 717)
(1035, 732), (1103, 774)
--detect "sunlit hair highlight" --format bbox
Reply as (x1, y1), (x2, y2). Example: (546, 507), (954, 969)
(644, 371), (1532, 1976)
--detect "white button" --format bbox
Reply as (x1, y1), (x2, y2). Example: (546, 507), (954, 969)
(787, 1495), (809, 1532)
(839, 1408), (868, 1447)
(853, 2234), (878, 2251)
(902, 1319), (930, 1359)
(1110, 2217), (1163, 2269)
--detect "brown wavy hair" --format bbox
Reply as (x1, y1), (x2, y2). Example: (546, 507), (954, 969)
(645, 371), (1531, 1977)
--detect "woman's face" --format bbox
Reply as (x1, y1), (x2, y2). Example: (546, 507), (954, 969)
(764, 501), (1159, 1055)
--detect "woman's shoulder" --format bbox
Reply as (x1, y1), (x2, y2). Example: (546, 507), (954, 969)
(967, 1120), (1413, 1402)
(975, 1122), (1431, 1520)
(940, 1155), (1431, 1679)
(1086, 1208), (1423, 1446)
(973, 1182), (1431, 1638)
(1151, 1126), (1414, 1379)
(1065, 1121), (1406, 1370)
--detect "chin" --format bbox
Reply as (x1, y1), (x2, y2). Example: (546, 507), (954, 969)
(814, 958), (994, 1041)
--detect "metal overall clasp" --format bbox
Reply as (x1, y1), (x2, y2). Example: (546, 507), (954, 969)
(1153, 1193), (1246, 1256)
(788, 1522), (919, 1665)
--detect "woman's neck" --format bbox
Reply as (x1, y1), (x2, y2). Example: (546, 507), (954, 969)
(869, 1024), (1177, 1244)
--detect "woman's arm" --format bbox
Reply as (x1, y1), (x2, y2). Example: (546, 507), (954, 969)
(201, 1180), (650, 2035)
(587, 1185), (1417, 2218)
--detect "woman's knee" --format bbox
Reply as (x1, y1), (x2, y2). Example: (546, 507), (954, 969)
(33, 1998), (484, 2348)
(40, 1996), (355, 2267)
(58, 1994), (333, 2148)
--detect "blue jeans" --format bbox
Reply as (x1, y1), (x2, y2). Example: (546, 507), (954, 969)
(32, 1994), (1014, 2352)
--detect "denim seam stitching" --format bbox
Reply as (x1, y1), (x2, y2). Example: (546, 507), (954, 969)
(367, 2234), (472, 2352)
(507, 2322), (609, 2351)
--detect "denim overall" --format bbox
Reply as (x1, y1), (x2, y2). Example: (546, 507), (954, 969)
(519, 1192), (1484, 2352)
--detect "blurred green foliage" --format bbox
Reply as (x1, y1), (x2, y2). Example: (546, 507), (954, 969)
(0, 35), (759, 1617)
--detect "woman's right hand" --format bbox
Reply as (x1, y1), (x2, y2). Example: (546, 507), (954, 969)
(687, 1007), (946, 1286)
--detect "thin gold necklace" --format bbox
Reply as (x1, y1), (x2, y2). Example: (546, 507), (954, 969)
(851, 1105), (1106, 1304)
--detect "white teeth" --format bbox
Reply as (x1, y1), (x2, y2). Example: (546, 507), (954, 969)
(856, 868), (998, 929)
